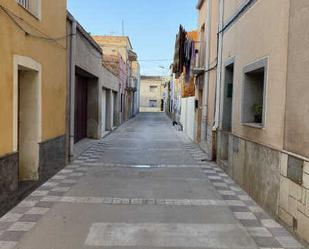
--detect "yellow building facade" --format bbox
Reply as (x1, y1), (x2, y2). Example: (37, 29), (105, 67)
(0, 0), (67, 207)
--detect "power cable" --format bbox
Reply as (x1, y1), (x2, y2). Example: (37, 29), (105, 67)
(0, 4), (72, 49)
(139, 59), (172, 62)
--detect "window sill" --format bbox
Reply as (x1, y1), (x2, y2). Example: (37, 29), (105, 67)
(242, 123), (264, 129)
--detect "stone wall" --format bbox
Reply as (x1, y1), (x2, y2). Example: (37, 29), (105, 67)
(279, 153), (309, 242)
(218, 133), (281, 216)
(0, 153), (18, 211)
(0, 137), (66, 217)
(39, 135), (66, 181)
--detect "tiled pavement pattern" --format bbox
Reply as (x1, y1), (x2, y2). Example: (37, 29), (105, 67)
(182, 141), (304, 249)
(0, 113), (305, 249)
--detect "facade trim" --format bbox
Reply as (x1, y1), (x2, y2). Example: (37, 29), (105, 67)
(240, 57), (268, 128)
(224, 56), (235, 67)
(13, 55), (42, 152)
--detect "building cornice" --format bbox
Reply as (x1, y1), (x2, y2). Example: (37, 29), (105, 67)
(67, 11), (102, 54)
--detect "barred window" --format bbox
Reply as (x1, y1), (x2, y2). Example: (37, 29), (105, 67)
(17, 0), (30, 10)
(16, 0), (41, 19)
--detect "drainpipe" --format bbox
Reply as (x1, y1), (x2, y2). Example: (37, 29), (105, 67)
(213, 0), (224, 132)
(200, 0), (212, 147)
(69, 19), (77, 161)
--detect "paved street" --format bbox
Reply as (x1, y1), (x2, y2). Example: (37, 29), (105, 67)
(0, 113), (303, 249)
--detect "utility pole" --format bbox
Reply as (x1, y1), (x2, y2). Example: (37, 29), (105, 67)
(122, 19), (125, 36)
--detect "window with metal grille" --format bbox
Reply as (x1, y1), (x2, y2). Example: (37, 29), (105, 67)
(17, 0), (30, 10)
(149, 100), (157, 108)
(16, 0), (41, 19)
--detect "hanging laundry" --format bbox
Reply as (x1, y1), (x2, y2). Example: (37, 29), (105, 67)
(173, 25), (186, 78)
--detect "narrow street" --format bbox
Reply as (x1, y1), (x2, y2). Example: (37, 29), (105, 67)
(0, 113), (302, 249)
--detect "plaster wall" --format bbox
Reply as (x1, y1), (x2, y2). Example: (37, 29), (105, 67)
(180, 97), (196, 141)
(284, 0), (309, 158)
(101, 66), (119, 92)
(140, 77), (164, 112)
(221, 0), (290, 149)
(0, 0), (67, 156)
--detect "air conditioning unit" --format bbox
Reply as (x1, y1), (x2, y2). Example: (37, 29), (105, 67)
(192, 67), (205, 76)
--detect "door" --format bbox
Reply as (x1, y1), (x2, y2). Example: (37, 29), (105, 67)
(113, 92), (117, 126)
(101, 89), (106, 135)
(196, 89), (203, 142)
(220, 63), (234, 161)
(75, 75), (88, 143)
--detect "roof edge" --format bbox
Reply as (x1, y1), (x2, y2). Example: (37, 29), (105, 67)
(196, 0), (205, 9)
(67, 11), (102, 54)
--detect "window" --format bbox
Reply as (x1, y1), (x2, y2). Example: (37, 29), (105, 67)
(17, 0), (41, 19)
(149, 100), (157, 108)
(222, 61), (234, 132)
(241, 58), (267, 127)
(149, 85), (158, 93)
(17, 0), (30, 10)
(287, 156), (303, 185)
(199, 24), (205, 67)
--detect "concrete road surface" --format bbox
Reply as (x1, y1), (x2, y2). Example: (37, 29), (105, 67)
(0, 113), (303, 249)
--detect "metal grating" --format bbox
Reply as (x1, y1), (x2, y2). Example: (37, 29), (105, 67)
(17, 0), (30, 11)
(287, 156), (303, 185)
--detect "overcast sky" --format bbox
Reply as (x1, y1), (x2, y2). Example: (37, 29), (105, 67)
(68, 0), (197, 76)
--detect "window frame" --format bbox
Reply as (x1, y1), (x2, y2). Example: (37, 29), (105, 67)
(16, 0), (41, 20)
(149, 85), (158, 93)
(241, 57), (268, 128)
(149, 99), (158, 108)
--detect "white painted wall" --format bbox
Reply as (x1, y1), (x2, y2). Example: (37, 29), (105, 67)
(180, 97), (196, 141)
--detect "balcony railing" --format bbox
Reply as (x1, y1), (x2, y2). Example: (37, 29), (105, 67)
(16, 0), (40, 19)
(17, 0), (30, 11)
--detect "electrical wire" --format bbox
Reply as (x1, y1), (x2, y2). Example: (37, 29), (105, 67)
(0, 4), (72, 49)
(139, 59), (172, 62)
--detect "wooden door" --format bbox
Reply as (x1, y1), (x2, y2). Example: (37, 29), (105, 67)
(75, 75), (88, 143)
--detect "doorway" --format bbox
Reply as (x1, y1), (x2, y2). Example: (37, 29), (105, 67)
(196, 89), (203, 142)
(18, 68), (40, 181)
(113, 91), (117, 126)
(105, 89), (111, 131)
(220, 62), (234, 162)
(101, 88), (107, 135)
(75, 74), (88, 143)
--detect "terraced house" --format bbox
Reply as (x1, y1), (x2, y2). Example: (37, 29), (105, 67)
(214, 0), (309, 243)
(169, 0), (309, 244)
(93, 36), (140, 123)
(0, 0), (67, 212)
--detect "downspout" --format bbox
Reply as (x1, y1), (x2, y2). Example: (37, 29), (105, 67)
(213, 0), (224, 132)
(200, 0), (212, 145)
(69, 19), (77, 161)
(213, 0), (255, 132)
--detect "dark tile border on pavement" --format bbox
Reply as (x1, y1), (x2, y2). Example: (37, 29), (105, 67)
(178, 131), (305, 249)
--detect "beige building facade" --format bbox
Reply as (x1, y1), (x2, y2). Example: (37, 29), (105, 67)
(195, 0), (219, 158)
(67, 13), (103, 160)
(140, 76), (165, 112)
(93, 36), (140, 123)
(214, 0), (309, 243)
